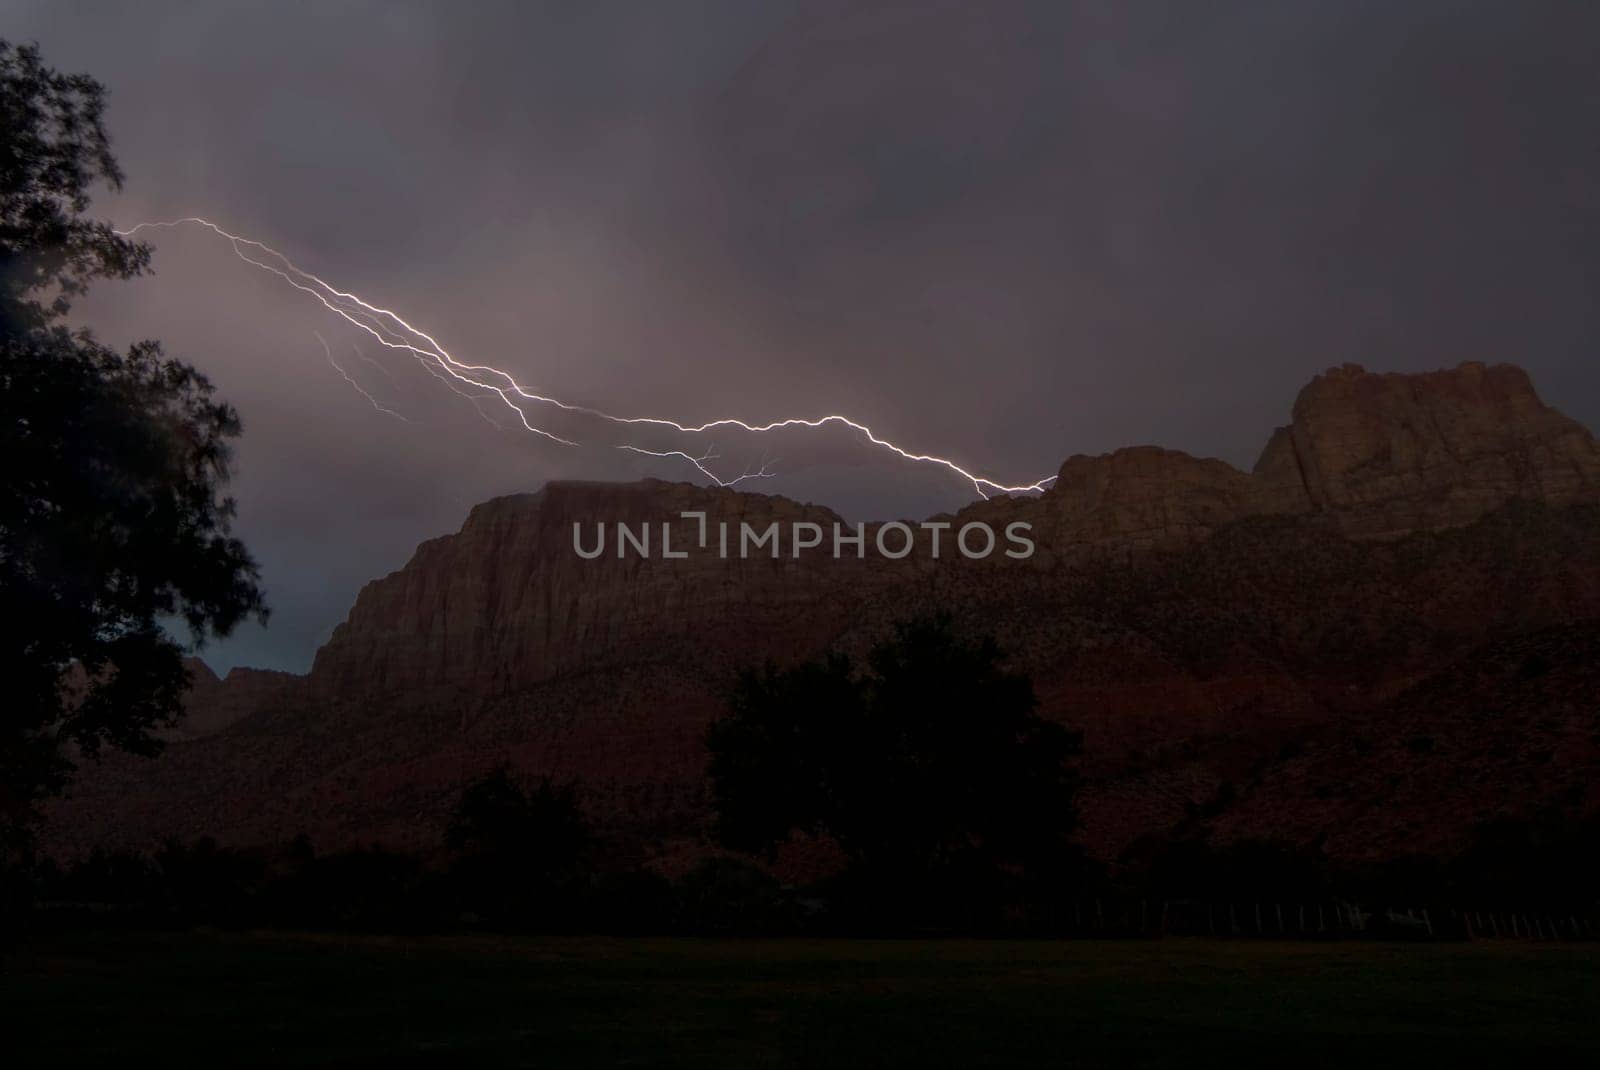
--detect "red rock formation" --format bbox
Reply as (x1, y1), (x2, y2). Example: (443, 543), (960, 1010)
(176, 660), (302, 738)
(309, 480), (908, 701)
(44, 363), (1600, 863)
(1035, 446), (1251, 556)
(1248, 362), (1600, 535)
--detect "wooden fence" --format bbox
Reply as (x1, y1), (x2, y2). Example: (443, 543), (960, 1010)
(1046, 899), (1600, 940)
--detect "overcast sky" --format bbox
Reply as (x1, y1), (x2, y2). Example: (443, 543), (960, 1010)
(10, 0), (1598, 671)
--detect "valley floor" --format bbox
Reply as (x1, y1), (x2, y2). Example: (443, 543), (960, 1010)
(6, 931), (1597, 1067)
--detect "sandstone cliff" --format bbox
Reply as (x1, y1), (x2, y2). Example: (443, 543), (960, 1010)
(306, 362), (1599, 701)
(1247, 362), (1600, 536)
(45, 362), (1600, 863)
(1019, 360), (1600, 549)
(309, 480), (901, 700)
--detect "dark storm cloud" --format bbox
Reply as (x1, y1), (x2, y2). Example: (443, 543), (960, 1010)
(8, 1), (1598, 670)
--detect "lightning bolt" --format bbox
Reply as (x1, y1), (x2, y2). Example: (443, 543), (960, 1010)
(315, 331), (409, 422)
(350, 342), (400, 389)
(117, 217), (1059, 498)
(616, 444), (778, 487)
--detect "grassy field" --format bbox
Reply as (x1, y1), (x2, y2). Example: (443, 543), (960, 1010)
(5, 931), (1597, 1067)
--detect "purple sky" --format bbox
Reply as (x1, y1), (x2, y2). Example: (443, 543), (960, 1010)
(11, 1), (1599, 671)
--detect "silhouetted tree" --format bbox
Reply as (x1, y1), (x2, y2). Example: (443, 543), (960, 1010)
(708, 616), (1081, 921)
(445, 766), (588, 924)
(446, 766), (586, 868)
(708, 651), (863, 857)
(1142, 837), (1330, 903)
(276, 845), (428, 931)
(675, 855), (790, 935)
(1445, 812), (1600, 909)
(0, 41), (264, 844)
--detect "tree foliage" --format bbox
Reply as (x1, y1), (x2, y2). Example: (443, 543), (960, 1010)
(445, 766), (589, 923)
(708, 617), (1081, 886)
(1, 40), (265, 837)
(0, 41), (148, 330)
(445, 765), (587, 872)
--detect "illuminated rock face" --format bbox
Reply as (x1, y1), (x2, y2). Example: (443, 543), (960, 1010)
(1034, 446), (1252, 556)
(1247, 362), (1600, 536)
(1025, 360), (1600, 550)
(44, 363), (1600, 863)
(308, 363), (1598, 700)
(308, 480), (896, 700)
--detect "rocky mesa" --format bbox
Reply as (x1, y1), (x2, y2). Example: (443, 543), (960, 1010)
(44, 362), (1600, 863)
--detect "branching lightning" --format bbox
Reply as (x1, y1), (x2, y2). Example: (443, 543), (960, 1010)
(315, 331), (409, 422)
(350, 342), (400, 389)
(616, 444), (779, 487)
(117, 217), (1058, 498)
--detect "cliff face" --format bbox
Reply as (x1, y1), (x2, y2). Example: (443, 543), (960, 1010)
(1021, 360), (1600, 549)
(306, 363), (1598, 701)
(1248, 362), (1600, 536)
(1037, 447), (1251, 555)
(308, 480), (902, 701)
(47, 363), (1600, 862)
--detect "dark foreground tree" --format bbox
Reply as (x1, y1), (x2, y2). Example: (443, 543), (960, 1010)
(445, 766), (588, 924)
(1, 41), (265, 845)
(708, 617), (1082, 923)
(446, 765), (587, 869)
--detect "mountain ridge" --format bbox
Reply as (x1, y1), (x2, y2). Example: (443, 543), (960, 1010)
(46, 361), (1600, 865)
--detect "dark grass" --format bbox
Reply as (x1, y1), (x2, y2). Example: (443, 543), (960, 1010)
(5, 931), (1597, 1067)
